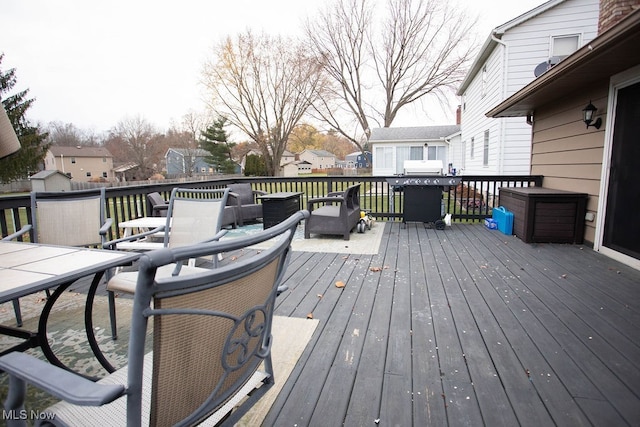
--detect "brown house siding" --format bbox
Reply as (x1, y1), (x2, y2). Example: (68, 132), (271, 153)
(529, 84), (609, 244)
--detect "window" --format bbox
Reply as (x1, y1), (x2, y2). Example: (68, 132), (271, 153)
(71, 157), (76, 164)
(481, 65), (488, 97)
(483, 130), (489, 166)
(470, 137), (475, 159)
(102, 157), (107, 163)
(396, 146), (424, 174)
(374, 146), (393, 170)
(86, 171), (92, 177)
(552, 34), (579, 58)
(102, 172), (108, 178)
(427, 145), (446, 161)
(461, 141), (466, 169)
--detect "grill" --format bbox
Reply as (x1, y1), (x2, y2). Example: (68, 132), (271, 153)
(387, 160), (462, 225)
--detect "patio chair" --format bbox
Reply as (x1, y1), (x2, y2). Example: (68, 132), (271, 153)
(0, 210), (309, 427)
(226, 183), (267, 226)
(305, 184), (361, 240)
(3, 188), (116, 335)
(146, 192), (169, 217)
(106, 187), (230, 295)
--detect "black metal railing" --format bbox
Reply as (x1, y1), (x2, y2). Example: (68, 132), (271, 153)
(0, 175), (543, 241)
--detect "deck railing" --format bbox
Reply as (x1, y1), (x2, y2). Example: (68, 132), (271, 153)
(0, 174), (542, 241)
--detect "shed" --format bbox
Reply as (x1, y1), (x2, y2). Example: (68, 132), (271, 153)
(30, 170), (72, 192)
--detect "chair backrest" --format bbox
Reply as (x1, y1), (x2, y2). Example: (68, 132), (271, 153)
(126, 210), (309, 426)
(227, 183), (254, 205)
(146, 192), (165, 207)
(31, 188), (107, 247)
(345, 184), (361, 210)
(163, 188), (229, 249)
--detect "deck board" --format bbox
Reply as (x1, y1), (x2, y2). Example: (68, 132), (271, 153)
(57, 221), (640, 426)
(265, 222), (640, 426)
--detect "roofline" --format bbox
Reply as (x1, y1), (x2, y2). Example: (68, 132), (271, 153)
(456, 0), (566, 95)
(487, 8), (640, 118)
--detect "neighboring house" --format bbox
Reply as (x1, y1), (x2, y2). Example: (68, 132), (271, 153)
(487, 2), (640, 269)
(345, 151), (372, 168)
(457, 0), (600, 175)
(281, 160), (312, 177)
(45, 146), (114, 182)
(299, 149), (336, 170)
(368, 125), (460, 176)
(280, 150), (296, 166)
(165, 148), (214, 176)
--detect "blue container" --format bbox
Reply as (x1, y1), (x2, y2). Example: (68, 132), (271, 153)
(492, 206), (514, 235)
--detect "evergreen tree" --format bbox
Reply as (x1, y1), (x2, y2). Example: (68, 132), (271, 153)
(199, 117), (236, 174)
(0, 54), (49, 184)
(244, 154), (266, 176)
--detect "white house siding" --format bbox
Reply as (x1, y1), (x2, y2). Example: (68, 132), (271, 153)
(371, 141), (450, 176)
(459, 0), (599, 176)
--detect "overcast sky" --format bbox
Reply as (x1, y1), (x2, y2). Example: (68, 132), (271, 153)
(1, 0), (544, 134)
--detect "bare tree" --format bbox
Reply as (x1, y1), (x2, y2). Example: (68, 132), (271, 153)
(306, 0), (476, 149)
(46, 121), (102, 146)
(107, 115), (165, 179)
(202, 31), (325, 176)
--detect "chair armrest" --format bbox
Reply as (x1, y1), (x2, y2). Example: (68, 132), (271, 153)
(2, 224), (32, 241)
(152, 203), (169, 213)
(307, 196), (345, 213)
(307, 195), (345, 205)
(326, 191), (344, 197)
(0, 352), (125, 407)
(253, 190), (268, 197)
(99, 218), (113, 236)
(200, 229), (228, 243)
(227, 192), (242, 207)
(103, 226), (166, 249)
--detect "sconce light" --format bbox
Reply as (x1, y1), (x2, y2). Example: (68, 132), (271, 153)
(582, 101), (602, 129)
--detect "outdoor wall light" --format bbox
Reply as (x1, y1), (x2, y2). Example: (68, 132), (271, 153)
(582, 101), (602, 129)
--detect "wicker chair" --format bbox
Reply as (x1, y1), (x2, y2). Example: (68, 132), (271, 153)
(146, 192), (169, 217)
(106, 187), (230, 295)
(0, 210), (308, 427)
(226, 183), (267, 226)
(304, 184), (361, 240)
(2, 188), (115, 335)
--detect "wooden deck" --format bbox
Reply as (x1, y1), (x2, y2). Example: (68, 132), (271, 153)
(265, 222), (640, 426)
(5, 221), (638, 426)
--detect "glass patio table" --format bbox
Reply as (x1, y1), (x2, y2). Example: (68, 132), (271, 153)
(0, 240), (140, 377)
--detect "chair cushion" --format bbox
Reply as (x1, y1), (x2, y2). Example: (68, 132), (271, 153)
(107, 264), (210, 294)
(43, 351), (269, 426)
(312, 205), (340, 218)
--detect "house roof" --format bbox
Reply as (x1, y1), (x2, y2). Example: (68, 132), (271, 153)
(369, 125), (460, 142)
(487, 8), (640, 118)
(166, 148), (211, 157)
(49, 145), (112, 157)
(113, 162), (138, 173)
(457, 0), (566, 95)
(302, 149), (336, 158)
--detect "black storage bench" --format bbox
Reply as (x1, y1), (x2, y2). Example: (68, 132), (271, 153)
(499, 187), (588, 244)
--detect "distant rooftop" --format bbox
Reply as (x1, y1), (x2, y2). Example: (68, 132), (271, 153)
(369, 125), (460, 142)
